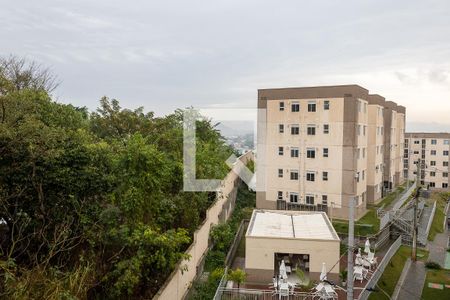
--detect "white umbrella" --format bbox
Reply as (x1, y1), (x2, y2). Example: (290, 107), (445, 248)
(364, 238), (371, 254)
(355, 252), (363, 265)
(279, 260), (287, 280)
(319, 262), (327, 281)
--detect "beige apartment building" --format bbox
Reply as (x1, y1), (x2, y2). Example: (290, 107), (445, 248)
(256, 85), (405, 220)
(404, 133), (450, 189)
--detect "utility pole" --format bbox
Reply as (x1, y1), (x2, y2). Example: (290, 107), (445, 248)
(412, 159), (421, 262)
(347, 196), (355, 300)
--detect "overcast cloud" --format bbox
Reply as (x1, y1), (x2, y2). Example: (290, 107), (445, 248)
(1, 0), (450, 131)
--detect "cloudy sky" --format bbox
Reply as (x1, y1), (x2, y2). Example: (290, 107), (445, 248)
(1, 0), (450, 131)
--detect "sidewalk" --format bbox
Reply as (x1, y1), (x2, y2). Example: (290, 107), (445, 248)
(395, 260), (426, 300)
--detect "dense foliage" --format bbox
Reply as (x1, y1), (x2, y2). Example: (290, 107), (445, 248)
(0, 57), (234, 299)
(189, 185), (255, 300)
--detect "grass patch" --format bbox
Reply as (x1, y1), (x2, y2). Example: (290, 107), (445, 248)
(427, 192), (449, 241)
(422, 269), (450, 299)
(368, 246), (428, 300)
(333, 183), (411, 237)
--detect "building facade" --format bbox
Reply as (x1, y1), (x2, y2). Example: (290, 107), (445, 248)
(256, 85), (405, 220)
(404, 133), (450, 189)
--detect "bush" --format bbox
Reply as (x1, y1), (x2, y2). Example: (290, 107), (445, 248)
(425, 261), (442, 270)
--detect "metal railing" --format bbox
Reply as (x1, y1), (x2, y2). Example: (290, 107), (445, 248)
(217, 288), (314, 300)
(213, 267), (229, 300)
(357, 236), (402, 300)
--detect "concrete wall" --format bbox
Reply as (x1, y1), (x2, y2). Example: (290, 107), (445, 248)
(152, 151), (254, 300)
(245, 236), (340, 283)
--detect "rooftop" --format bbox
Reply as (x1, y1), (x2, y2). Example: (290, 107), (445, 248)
(246, 210), (340, 241)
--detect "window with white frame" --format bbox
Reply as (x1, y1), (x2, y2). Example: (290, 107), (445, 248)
(291, 124), (300, 135)
(277, 191), (283, 200)
(279, 124), (284, 133)
(324, 100), (330, 110)
(431, 150), (436, 155)
(323, 124), (329, 134)
(307, 101), (316, 112)
(291, 102), (299, 112)
(431, 139), (437, 145)
(322, 171), (328, 181)
(290, 170), (299, 180)
(444, 150), (449, 156)
(431, 161), (436, 166)
(322, 195), (328, 205)
(289, 192), (298, 203)
(279, 101), (285, 111)
(305, 195), (314, 205)
(306, 171), (315, 182)
(307, 125), (316, 135)
(307, 148), (316, 158)
(278, 146), (284, 155)
(278, 169), (283, 178)
(323, 148), (329, 158)
(443, 172), (448, 178)
(291, 147), (299, 157)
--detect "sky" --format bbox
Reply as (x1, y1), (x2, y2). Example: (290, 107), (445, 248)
(1, 0), (450, 131)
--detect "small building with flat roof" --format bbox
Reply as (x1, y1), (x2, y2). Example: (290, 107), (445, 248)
(245, 209), (340, 284)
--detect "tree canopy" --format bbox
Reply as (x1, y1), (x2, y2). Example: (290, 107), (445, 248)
(0, 57), (234, 299)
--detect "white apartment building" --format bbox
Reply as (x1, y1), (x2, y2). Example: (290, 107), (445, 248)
(404, 133), (450, 189)
(256, 85), (405, 220)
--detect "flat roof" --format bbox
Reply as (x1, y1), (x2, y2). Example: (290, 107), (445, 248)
(247, 210), (340, 241)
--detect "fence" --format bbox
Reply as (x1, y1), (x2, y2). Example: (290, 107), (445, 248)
(357, 236), (402, 300)
(419, 200), (436, 244)
(152, 151), (254, 300)
(216, 288), (313, 300)
(225, 219), (250, 267)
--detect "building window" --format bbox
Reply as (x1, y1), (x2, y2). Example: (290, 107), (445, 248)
(443, 172), (448, 178)
(362, 170), (365, 180)
(431, 150), (436, 155)
(324, 100), (330, 110)
(290, 193), (298, 203)
(306, 172), (315, 182)
(362, 148), (366, 158)
(278, 146), (284, 155)
(306, 195), (314, 205)
(444, 140), (450, 145)
(431, 161), (436, 166)
(277, 191), (283, 200)
(278, 169), (283, 178)
(444, 161), (449, 167)
(363, 126), (366, 136)
(414, 140), (420, 144)
(291, 147), (299, 157)
(307, 148), (316, 158)
(444, 150), (449, 156)
(430, 171), (436, 177)
(443, 183), (448, 188)
(429, 182), (436, 188)
(290, 170), (299, 180)
(323, 124), (329, 134)
(291, 102), (300, 112)
(279, 124), (284, 133)
(322, 171), (328, 181)
(279, 102), (285, 111)
(323, 148), (329, 158)
(291, 124), (300, 135)
(431, 139), (437, 145)
(322, 195), (328, 205)
(414, 151), (419, 154)
(307, 125), (316, 135)
(307, 101), (316, 112)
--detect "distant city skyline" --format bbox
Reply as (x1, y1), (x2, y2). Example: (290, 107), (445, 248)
(1, 0), (450, 131)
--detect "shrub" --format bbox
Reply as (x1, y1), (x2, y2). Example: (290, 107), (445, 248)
(425, 261), (442, 269)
